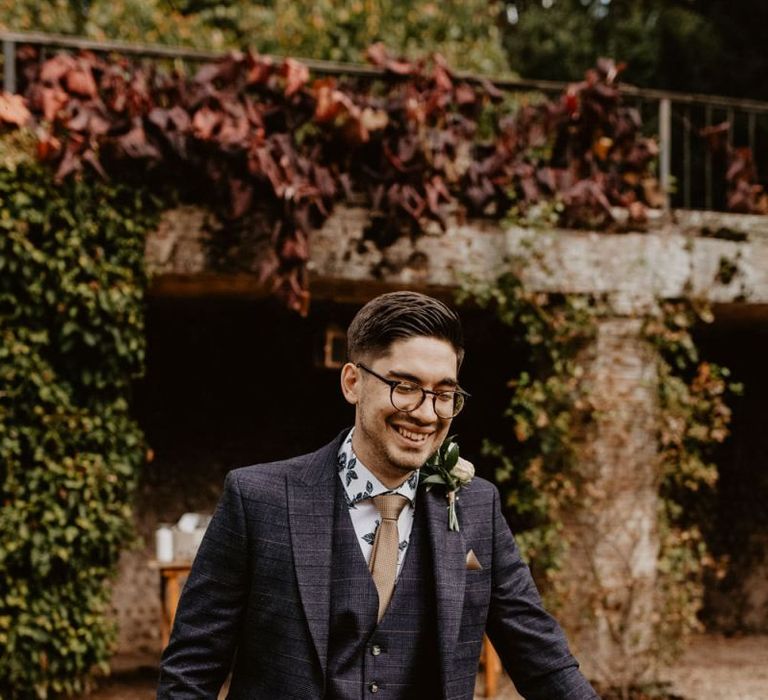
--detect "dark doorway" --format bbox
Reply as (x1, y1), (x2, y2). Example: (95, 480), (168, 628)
(695, 308), (768, 633)
(132, 295), (520, 534)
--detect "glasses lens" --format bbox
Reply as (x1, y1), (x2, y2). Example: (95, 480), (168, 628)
(391, 383), (424, 412)
(434, 392), (464, 419)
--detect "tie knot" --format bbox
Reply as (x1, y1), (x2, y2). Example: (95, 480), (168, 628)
(372, 493), (409, 521)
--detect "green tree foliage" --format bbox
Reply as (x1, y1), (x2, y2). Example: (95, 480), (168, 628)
(0, 132), (161, 697)
(503, 0), (768, 99)
(0, 0), (208, 46)
(0, 0), (510, 75)
(261, 0), (509, 74)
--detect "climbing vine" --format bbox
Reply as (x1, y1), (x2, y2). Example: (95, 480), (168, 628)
(0, 131), (162, 697)
(457, 271), (599, 593)
(459, 271), (740, 679)
(645, 301), (740, 661)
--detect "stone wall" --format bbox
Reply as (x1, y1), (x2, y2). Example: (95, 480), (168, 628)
(563, 318), (660, 684)
(112, 206), (768, 676)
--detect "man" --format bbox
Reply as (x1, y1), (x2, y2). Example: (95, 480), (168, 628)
(158, 291), (598, 699)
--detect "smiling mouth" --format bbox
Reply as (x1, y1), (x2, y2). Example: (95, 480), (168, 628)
(393, 424), (433, 445)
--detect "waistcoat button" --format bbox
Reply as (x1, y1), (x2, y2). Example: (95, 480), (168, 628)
(369, 681), (380, 693)
(371, 644), (382, 656)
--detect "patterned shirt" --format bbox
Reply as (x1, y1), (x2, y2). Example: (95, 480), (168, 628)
(337, 428), (419, 577)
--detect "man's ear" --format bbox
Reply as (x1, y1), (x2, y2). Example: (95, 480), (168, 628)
(340, 362), (360, 405)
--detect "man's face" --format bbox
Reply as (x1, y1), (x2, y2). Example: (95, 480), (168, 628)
(341, 335), (460, 486)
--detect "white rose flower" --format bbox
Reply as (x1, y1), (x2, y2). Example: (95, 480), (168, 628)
(450, 457), (475, 485)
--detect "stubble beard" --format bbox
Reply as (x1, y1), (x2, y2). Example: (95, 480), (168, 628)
(365, 423), (420, 476)
(358, 413), (445, 480)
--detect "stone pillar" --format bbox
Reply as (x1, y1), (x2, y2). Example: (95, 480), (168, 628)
(562, 315), (661, 688)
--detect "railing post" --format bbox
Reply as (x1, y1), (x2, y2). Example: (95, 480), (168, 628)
(748, 111), (757, 154)
(683, 106), (692, 209)
(3, 38), (16, 93)
(705, 104), (713, 210)
(658, 98), (671, 210)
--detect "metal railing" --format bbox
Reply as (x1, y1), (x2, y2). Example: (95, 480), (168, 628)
(3, 30), (768, 213)
(627, 92), (768, 211)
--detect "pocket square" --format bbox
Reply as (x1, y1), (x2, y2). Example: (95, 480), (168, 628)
(465, 549), (483, 571)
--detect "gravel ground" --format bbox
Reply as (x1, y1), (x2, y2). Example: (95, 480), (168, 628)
(83, 634), (768, 699)
(661, 634), (768, 700)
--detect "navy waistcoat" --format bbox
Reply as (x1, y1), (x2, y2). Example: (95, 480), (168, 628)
(326, 479), (442, 699)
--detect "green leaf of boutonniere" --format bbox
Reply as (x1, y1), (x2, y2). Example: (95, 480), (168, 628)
(420, 435), (475, 531)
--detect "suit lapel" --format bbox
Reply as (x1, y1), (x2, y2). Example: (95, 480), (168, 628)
(287, 432), (346, 682)
(287, 430), (468, 693)
(424, 487), (467, 695)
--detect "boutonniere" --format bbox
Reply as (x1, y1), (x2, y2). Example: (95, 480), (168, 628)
(420, 436), (474, 532)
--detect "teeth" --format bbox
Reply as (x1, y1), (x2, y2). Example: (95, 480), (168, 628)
(396, 426), (429, 443)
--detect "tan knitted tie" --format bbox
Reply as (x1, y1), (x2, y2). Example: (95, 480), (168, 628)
(369, 493), (409, 622)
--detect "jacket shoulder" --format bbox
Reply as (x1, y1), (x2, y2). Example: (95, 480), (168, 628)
(226, 435), (339, 498)
(230, 451), (311, 480)
(461, 474), (499, 502)
(227, 450), (312, 493)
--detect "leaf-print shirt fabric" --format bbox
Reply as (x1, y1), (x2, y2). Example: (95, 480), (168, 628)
(337, 428), (418, 578)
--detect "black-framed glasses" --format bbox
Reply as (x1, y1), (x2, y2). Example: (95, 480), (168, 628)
(356, 363), (470, 419)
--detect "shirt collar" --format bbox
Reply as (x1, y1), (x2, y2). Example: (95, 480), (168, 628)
(337, 428), (419, 507)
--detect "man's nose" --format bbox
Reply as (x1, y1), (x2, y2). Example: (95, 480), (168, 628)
(409, 394), (440, 424)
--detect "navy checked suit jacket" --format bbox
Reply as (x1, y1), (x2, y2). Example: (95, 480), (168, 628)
(157, 431), (598, 699)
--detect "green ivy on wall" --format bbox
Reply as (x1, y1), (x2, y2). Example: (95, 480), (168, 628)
(459, 270), (740, 670)
(457, 271), (600, 594)
(0, 131), (162, 697)
(645, 301), (741, 661)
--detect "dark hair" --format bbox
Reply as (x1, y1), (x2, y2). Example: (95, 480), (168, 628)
(346, 291), (464, 367)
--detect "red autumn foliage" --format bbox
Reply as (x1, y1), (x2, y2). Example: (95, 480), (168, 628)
(0, 92), (31, 126)
(4, 45), (665, 312)
(701, 122), (768, 215)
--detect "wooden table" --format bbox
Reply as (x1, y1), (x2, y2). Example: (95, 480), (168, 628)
(149, 559), (192, 648)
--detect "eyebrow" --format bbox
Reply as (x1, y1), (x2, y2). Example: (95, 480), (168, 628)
(386, 369), (459, 389)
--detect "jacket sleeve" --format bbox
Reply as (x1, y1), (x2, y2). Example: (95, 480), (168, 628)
(484, 485), (600, 700)
(157, 470), (250, 699)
